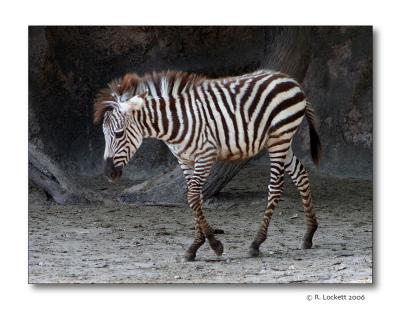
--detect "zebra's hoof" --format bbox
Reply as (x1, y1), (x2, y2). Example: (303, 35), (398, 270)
(248, 247), (260, 257)
(301, 240), (313, 249)
(213, 228), (225, 234)
(210, 239), (224, 256)
(183, 252), (196, 262)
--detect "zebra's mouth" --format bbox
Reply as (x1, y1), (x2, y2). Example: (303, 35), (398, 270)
(104, 157), (123, 182)
(107, 170), (122, 183)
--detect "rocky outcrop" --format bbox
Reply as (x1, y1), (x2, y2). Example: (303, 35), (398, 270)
(29, 26), (372, 205)
(298, 27), (373, 178)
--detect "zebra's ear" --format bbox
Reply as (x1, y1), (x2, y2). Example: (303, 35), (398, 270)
(137, 90), (148, 99)
(123, 91), (147, 113)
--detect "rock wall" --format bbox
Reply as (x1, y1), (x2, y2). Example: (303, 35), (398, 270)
(298, 27), (372, 178)
(29, 26), (372, 201)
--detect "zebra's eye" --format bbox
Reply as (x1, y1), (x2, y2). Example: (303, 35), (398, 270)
(115, 131), (124, 138)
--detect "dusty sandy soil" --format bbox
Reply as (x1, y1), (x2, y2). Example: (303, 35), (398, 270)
(29, 164), (373, 283)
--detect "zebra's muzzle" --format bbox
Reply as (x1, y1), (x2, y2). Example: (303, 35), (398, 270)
(104, 157), (122, 182)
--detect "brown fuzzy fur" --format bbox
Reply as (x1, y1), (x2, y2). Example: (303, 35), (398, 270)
(93, 71), (206, 125)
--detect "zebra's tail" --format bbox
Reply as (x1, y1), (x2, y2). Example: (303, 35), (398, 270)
(305, 101), (322, 166)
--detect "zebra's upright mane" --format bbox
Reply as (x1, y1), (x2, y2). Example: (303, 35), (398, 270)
(94, 71), (206, 124)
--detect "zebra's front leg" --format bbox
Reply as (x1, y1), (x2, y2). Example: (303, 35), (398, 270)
(184, 157), (223, 261)
(249, 157), (285, 257)
(178, 159), (194, 184)
(178, 160), (205, 261)
(184, 216), (206, 261)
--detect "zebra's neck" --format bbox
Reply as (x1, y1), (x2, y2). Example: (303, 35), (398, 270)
(138, 96), (174, 141)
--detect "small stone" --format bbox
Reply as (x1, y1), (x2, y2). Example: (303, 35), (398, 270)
(271, 267), (282, 271)
(288, 265), (295, 270)
(225, 258), (232, 263)
(174, 275), (181, 280)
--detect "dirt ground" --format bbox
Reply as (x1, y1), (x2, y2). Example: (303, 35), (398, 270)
(28, 163), (373, 284)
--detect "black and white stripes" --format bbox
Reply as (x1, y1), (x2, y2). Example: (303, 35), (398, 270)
(94, 69), (321, 260)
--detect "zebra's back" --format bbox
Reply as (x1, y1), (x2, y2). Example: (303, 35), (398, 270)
(192, 70), (307, 161)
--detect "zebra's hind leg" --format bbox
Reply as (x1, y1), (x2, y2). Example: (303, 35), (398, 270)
(249, 153), (286, 257)
(284, 148), (318, 249)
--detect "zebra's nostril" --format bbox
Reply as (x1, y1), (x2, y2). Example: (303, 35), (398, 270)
(104, 158), (115, 178)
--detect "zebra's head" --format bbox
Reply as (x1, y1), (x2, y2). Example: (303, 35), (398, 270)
(96, 90), (148, 182)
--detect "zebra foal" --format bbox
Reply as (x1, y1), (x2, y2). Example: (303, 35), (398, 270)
(94, 69), (321, 261)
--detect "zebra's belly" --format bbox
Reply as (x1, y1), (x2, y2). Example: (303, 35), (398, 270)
(209, 108), (269, 161)
(166, 126), (266, 162)
(216, 136), (265, 161)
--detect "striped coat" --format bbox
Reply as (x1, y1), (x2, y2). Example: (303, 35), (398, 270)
(94, 69), (321, 261)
